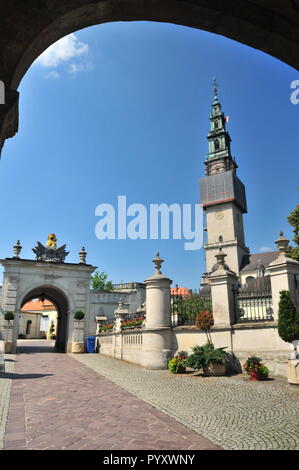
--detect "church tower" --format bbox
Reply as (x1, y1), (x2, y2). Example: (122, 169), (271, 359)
(200, 81), (249, 276)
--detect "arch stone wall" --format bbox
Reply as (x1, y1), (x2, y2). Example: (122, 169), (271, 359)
(0, 0), (298, 153)
(0, 258), (96, 352)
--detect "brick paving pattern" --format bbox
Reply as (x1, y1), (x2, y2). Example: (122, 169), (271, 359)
(74, 353), (299, 450)
(3, 341), (220, 450)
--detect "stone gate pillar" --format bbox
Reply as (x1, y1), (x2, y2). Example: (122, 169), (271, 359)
(141, 253), (173, 369)
(71, 320), (85, 353)
(267, 232), (299, 320)
(209, 248), (239, 326)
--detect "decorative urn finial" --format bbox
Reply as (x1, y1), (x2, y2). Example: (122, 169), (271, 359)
(275, 231), (289, 257)
(152, 252), (164, 274)
(13, 240), (22, 258)
(215, 246), (227, 267)
(211, 246), (231, 272)
(79, 247), (87, 264)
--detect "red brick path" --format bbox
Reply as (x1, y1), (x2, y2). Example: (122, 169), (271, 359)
(4, 341), (221, 450)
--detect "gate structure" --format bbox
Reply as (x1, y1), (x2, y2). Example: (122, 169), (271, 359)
(0, 239), (96, 353)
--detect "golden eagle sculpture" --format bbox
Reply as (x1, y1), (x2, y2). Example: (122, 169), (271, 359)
(32, 234), (69, 263)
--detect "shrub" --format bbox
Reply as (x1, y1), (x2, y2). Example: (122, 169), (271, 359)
(4, 312), (14, 321)
(258, 365), (269, 379)
(195, 311), (214, 344)
(73, 310), (85, 320)
(168, 351), (188, 374)
(186, 343), (228, 370)
(278, 290), (299, 343)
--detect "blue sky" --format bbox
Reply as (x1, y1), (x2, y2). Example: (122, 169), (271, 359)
(0, 21), (298, 288)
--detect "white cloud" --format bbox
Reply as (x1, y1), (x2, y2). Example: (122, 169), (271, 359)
(259, 246), (272, 253)
(45, 70), (60, 80)
(36, 33), (89, 68)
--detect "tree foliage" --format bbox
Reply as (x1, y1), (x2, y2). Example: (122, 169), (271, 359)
(172, 296), (212, 322)
(195, 311), (214, 345)
(91, 271), (114, 291)
(286, 189), (299, 261)
(278, 290), (299, 343)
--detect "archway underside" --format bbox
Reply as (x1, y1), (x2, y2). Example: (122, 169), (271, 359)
(0, 0), (299, 153)
(20, 286), (69, 352)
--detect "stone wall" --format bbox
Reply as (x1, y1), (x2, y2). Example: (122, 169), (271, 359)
(98, 322), (291, 376)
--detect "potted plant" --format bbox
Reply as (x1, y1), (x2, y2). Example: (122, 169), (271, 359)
(277, 290), (299, 385)
(243, 355), (269, 381)
(168, 351), (188, 374)
(49, 323), (56, 340)
(186, 343), (228, 376)
(4, 311), (14, 322)
(73, 310), (85, 321)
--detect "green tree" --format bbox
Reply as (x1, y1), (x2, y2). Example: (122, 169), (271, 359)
(278, 290), (299, 343)
(91, 271), (114, 291)
(286, 189), (299, 261)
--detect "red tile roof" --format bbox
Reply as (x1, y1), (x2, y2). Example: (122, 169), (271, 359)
(21, 299), (56, 312)
(170, 287), (191, 297)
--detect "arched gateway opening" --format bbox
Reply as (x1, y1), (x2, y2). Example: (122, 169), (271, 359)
(20, 286), (69, 352)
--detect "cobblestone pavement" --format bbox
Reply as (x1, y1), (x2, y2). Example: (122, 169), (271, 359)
(0, 354), (15, 450)
(3, 341), (220, 450)
(73, 354), (299, 450)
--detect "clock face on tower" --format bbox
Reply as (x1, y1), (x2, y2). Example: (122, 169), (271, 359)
(215, 211), (224, 220)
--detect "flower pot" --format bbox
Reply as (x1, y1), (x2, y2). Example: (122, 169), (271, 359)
(203, 363), (226, 377)
(249, 370), (261, 381)
(286, 360), (299, 385)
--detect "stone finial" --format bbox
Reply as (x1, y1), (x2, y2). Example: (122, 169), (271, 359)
(211, 246), (232, 273)
(13, 240), (22, 258)
(275, 231), (289, 257)
(114, 297), (129, 318)
(152, 252), (164, 274)
(79, 247), (87, 264)
(215, 246), (227, 268)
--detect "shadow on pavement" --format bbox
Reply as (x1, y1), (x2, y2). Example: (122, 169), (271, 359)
(0, 372), (54, 379)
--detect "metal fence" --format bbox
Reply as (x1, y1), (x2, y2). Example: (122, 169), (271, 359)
(235, 276), (274, 322)
(171, 286), (212, 327)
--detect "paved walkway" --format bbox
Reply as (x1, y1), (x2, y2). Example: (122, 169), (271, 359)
(74, 354), (299, 450)
(2, 341), (299, 450)
(2, 341), (220, 450)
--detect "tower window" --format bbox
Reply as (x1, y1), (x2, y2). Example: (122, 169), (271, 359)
(214, 120), (219, 130)
(214, 139), (220, 151)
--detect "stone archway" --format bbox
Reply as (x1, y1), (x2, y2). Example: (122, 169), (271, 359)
(0, 256), (96, 353)
(20, 285), (70, 352)
(0, 0), (299, 152)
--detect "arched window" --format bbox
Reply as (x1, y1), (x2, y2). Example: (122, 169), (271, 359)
(214, 139), (220, 151)
(245, 276), (255, 285)
(218, 235), (223, 243)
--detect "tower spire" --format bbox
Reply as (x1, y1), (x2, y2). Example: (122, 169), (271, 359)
(213, 76), (218, 99)
(205, 81), (236, 176)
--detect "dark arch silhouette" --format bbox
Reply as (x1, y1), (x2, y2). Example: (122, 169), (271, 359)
(0, 0), (298, 152)
(21, 285), (70, 352)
